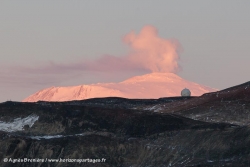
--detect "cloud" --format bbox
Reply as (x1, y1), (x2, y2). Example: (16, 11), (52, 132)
(15, 25), (181, 74)
(2, 25), (182, 90)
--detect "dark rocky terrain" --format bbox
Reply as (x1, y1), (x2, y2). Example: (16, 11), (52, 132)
(0, 81), (250, 167)
(143, 81), (250, 126)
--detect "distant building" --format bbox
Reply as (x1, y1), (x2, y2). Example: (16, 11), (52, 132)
(181, 88), (191, 97)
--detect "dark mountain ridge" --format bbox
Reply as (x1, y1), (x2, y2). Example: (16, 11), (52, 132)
(143, 81), (250, 125)
(0, 81), (250, 166)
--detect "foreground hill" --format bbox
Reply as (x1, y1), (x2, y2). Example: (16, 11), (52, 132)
(23, 73), (216, 102)
(0, 101), (243, 167)
(1, 81), (250, 166)
(142, 81), (250, 125)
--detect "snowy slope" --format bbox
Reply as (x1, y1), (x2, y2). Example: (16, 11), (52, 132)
(0, 115), (39, 132)
(23, 73), (217, 102)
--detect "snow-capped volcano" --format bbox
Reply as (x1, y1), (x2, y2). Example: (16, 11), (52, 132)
(23, 73), (217, 102)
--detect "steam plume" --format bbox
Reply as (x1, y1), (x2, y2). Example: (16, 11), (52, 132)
(124, 25), (181, 73)
(14, 25), (181, 76)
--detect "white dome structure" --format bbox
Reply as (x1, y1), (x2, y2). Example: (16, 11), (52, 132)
(181, 88), (191, 97)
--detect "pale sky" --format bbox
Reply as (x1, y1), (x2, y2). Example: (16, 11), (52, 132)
(1, 1), (250, 102)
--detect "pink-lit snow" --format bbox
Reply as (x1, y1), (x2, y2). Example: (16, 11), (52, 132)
(23, 73), (217, 102)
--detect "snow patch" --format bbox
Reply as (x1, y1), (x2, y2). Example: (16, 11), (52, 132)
(154, 107), (163, 112)
(0, 115), (39, 132)
(30, 133), (88, 140)
(143, 105), (163, 112)
(145, 105), (157, 111)
(30, 135), (63, 140)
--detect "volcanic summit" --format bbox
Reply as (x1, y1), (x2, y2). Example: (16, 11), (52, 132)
(23, 73), (217, 102)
